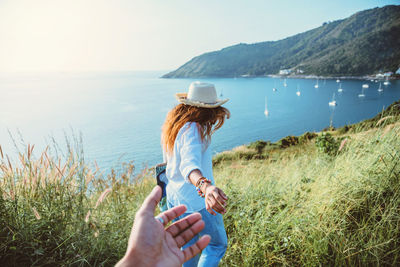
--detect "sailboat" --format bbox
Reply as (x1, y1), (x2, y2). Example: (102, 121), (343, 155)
(283, 78), (287, 87)
(314, 79), (319, 88)
(338, 83), (343, 93)
(220, 88), (223, 97)
(378, 82), (383, 92)
(273, 81), (277, 91)
(358, 87), (365, 98)
(329, 93), (337, 106)
(383, 76), (390, 86)
(264, 96), (269, 116)
(296, 85), (301, 96)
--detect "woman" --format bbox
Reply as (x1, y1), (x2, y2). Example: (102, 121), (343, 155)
(161, 81), (230, 267)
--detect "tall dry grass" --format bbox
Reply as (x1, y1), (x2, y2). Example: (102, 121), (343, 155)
(0, 142), (154, 266)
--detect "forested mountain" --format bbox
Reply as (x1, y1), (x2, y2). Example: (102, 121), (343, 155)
(163, 5), (400, 78)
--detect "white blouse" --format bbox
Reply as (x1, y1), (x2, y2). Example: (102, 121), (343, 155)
(162, 122), (214, 212)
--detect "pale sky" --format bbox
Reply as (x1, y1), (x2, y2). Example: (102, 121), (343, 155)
(0, 0), (398, 72)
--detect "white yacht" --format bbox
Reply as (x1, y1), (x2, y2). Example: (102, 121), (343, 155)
(296, 85), (301, 96)
(329, 93), (337, 106)
(314, 79), (319, 88)
(362, 84), (369, 88)
(358, 87), (366, 98)
(378, 82), (383, 92)
(338, 83), (343, 93)
(264, 96), (269, 116)
(384, 76), (390, 86)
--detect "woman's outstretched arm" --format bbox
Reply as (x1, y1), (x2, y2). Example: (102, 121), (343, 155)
(188, 170), (228, 215)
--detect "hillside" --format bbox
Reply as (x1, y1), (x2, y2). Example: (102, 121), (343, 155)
(215, 119), (400, 266)
(1, 100), (400, 265)
(163, 5), (400, 78)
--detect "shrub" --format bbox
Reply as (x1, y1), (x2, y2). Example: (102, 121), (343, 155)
(248, 140), (269, 154)
(337, 125), (351, 134)
(315, 132), (340, 156)
(322, 126), (335, 132)
(299, 132), (318, 144)
(278, 136), (299, 148)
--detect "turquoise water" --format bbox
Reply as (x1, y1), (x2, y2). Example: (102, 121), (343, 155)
(1, 71), (399, 170)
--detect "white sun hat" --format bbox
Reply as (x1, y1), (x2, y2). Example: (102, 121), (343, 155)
(175, 81), (229, 108)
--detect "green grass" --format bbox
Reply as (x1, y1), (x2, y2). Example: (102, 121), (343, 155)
(1, 101), (400, 266)
(215, 122), (400, 266)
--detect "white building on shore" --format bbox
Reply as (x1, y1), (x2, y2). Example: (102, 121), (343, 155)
(279, 69), (292, 75)
(384, 72), (393, 77)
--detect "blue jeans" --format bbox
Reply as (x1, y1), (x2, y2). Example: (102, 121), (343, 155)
(168, 203), (228, 267)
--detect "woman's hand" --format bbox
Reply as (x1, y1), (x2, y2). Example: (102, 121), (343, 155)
(204, 185), (228, 215)
(187, 170), (228, 215)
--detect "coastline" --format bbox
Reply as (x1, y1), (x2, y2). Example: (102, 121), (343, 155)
(162, 73), (399, 80)
(212, 98), (400, 163)
(266, 74), (399, 81)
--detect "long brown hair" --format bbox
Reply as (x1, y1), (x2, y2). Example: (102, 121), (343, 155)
(162, 104), (230, 153)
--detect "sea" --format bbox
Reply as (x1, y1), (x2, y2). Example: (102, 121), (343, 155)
(1, 71), (399, 171)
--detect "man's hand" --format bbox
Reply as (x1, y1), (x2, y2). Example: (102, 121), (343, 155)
(116, 186), (211, 267)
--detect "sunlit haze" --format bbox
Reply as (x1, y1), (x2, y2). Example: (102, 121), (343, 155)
(0, 0), (398, 72)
